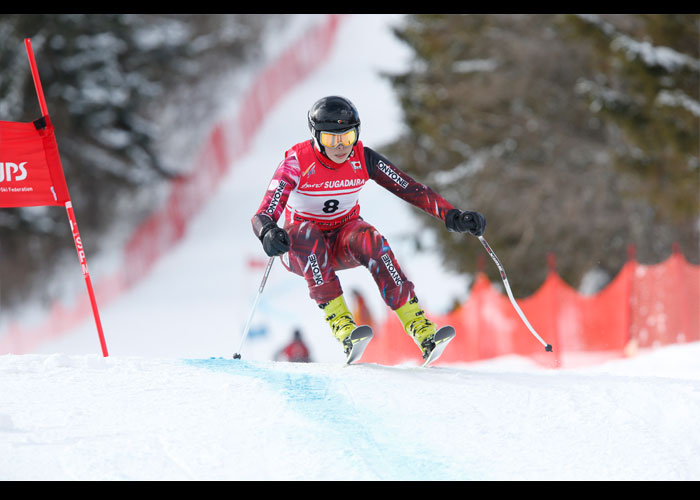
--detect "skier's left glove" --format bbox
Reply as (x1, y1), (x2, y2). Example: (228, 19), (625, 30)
(445, 209), (486, 237)
(253, 214), (291, 256)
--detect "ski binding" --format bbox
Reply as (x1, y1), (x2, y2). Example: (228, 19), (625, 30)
(421, 326), (456, 367)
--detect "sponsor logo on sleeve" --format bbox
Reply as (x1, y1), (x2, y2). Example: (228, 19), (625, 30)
(266, 179), (287, 215)
(376, 160), (408, 189)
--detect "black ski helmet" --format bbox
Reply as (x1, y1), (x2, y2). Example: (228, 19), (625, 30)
(307, 96), (361, 155)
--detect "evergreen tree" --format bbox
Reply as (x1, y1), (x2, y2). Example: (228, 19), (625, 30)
(385, 14), (699, 297)
(0, 14), (276, 307)
(565, 14), (699, 241)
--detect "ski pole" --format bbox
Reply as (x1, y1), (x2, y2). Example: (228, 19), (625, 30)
(477, 235), (553, 352)
(234, 256), (275, 359)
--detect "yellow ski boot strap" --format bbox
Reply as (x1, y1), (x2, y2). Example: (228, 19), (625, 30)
(319, 295), (356, 342)
(395, 296), (436, 345)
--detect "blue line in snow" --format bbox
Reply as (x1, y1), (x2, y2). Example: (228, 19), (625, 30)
(183, 357), (466, 480)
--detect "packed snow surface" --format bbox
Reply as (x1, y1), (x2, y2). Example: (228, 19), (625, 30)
(1, 343), (699, 480)
(2, 15), (699, 481)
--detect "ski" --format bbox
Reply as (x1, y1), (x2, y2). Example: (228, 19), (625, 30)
(345, 325), (373, 364)
(421, 326), (456, 367)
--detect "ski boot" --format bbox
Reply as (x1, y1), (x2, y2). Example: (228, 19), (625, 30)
(395, 296), (437, 358)
(319, 295), (357, 356)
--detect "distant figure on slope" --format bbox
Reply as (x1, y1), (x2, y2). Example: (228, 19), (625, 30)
(251, 96), (485, 361)
(275, 329), (311, 363)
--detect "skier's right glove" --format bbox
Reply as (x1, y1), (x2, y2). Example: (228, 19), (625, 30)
(262, 226), (291, 256)
(253, 214), (291, 257)
(445, 209), (486, 237)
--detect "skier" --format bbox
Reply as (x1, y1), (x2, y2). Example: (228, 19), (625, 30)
(275, 329), (311, 363)
(251, 96), (485, 361)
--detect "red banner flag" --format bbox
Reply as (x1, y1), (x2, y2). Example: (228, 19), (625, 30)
(0, 38), (109, 357)
(0, 115), (71, 208)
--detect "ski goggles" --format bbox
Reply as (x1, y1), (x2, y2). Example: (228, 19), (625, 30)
(318, 128), (357, 148)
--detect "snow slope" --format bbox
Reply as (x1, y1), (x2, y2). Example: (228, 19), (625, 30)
(1, 15), (699, 481)
(1, 343), (699, 480)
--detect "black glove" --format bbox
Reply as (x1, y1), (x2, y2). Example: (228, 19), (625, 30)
(252, 214), (291, 256)
(445, 209), (486, 237)
(261, 225), (291, 256)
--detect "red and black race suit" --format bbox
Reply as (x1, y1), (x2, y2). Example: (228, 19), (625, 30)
(252, 140), (454, 309)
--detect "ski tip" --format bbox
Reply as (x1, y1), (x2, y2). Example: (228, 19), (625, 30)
(545, 344), (553, 352)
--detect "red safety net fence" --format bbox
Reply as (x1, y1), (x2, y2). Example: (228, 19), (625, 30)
(0, 15), (346, 354)
(361, 246), (699, 368)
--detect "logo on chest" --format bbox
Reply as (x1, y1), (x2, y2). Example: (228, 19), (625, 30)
(299, 162), (367, 191)
(302, 162), (316, 177)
